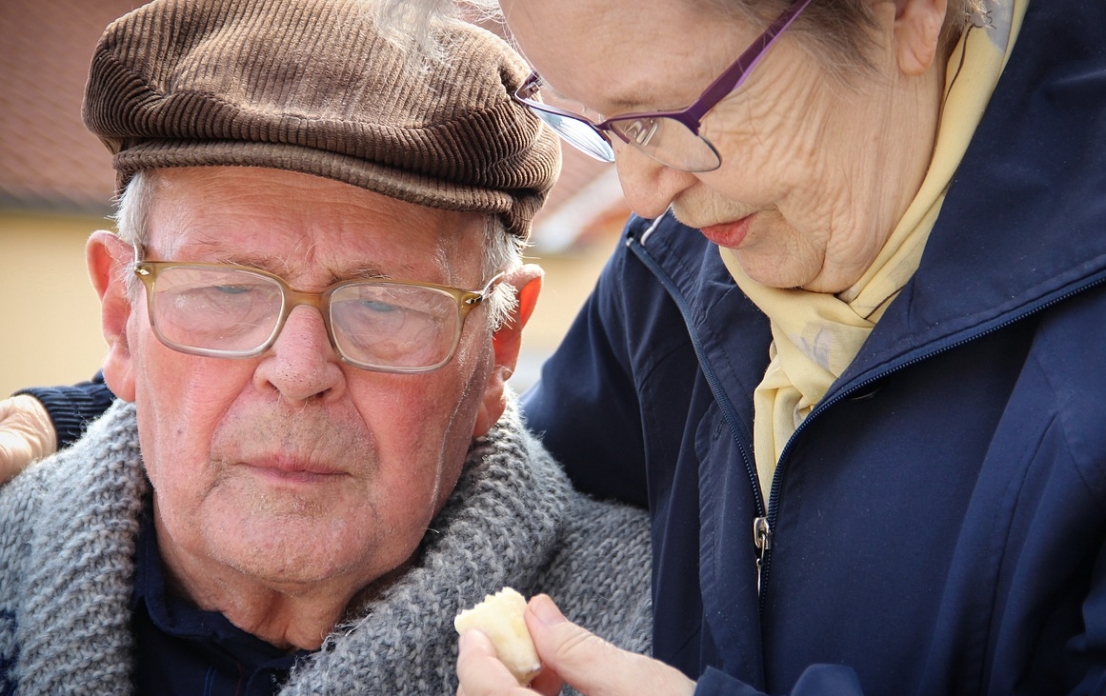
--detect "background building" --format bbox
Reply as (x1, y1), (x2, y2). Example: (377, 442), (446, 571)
(0, 0), (630, 398)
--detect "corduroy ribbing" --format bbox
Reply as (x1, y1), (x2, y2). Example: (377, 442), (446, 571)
(83, 0), (561, 238)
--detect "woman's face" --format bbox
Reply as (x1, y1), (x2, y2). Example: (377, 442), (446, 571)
(501, 0), (946, 293)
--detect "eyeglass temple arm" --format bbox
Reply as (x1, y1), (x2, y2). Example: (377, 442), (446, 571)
(685, 0), (815, 124)
(466, 271), (507, 306)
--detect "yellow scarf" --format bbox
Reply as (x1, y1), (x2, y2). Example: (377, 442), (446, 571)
(720, 1), (1028, 504)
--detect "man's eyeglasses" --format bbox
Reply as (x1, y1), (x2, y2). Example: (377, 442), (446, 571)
(133, 258), (501, 374)
(513, 0), (813, 173)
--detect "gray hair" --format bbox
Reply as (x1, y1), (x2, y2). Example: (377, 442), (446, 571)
(693, 0), (989, 83)
(371, 0), (500, 62)
(374, 0), (989, 84)
(113, 169), (523, 332)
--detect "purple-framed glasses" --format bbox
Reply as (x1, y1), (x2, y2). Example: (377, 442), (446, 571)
(513, 0), (814, 172)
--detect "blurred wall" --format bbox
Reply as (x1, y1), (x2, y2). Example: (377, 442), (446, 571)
(0, 212), (107, 397)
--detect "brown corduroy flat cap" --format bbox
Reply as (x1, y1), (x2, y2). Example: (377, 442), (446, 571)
(83, 0), (561, 238)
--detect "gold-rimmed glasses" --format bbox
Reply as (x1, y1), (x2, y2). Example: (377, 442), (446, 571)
(133, 258), (502, 374)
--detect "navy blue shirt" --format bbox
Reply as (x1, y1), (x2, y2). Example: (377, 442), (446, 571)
(132, 508), (310, 695)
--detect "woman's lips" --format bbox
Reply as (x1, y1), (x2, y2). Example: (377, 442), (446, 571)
(699, 215), (753, 249)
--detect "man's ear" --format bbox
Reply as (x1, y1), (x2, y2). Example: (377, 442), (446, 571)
(87, 230), (137, 402)
(472, 264), (543, 437)
(888, 0), (948, 76)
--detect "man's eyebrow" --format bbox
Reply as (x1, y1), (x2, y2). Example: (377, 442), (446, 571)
(212, 253), (392, 282)
(341, 266), (391, 281)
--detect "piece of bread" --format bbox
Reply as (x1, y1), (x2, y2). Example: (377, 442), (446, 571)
(454, 587), (541, 684)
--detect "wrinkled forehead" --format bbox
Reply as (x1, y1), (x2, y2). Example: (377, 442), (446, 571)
(140, 167), (489, 286)
(501, 0), (750, 113)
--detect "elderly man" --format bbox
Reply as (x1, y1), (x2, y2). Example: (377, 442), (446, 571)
(0, 0), (651, 694)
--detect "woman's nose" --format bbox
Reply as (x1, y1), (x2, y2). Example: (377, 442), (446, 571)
(613, 143), (700, 219)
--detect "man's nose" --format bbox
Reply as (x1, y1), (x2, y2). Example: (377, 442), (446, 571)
(253, 305), (346, 404)
(613, 144), (699, 220)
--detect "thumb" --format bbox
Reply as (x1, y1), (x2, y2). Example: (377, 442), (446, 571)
(525, 595), (696, 696)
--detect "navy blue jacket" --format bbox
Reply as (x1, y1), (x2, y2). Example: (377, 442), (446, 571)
(522, 1), (1106, 694)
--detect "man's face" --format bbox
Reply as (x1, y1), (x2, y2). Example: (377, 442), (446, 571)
(99, 167), (509, 597)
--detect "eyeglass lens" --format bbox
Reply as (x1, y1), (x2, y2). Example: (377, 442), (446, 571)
(608, 117), (722, 171)
(526, 100), (722, 172)
(148, 265), (463, 371)
(530, 109), (616, 162)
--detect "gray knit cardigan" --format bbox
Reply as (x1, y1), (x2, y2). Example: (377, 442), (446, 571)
(0, 400), (652, 695)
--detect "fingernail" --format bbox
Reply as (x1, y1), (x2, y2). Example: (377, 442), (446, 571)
(530, 594), (566, 627)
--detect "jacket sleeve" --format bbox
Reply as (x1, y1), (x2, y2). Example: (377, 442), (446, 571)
(520, 224), (649, 508)
(15, 372), (116, 448)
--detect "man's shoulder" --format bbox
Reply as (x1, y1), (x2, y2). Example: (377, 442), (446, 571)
(464, 410), (653, 654)
(535, 491), (653, 655)
(0, 438), (84, 542)
(511, 407), (651, 575)
(558, 493), (651, 559)
(0, 401), (147, 572)
(0, 401), (146, 692)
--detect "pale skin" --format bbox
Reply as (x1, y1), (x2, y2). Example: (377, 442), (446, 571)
(89, 166), (542, 651)
(457, 0), (951, 693)
(0, 395), (55, 483)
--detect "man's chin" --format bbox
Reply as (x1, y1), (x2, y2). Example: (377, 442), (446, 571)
(190, 494), (381, 582)
(209, 524), (375, 589)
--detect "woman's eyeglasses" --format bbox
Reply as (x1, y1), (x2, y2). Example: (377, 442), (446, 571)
(513, 0), (813, 172)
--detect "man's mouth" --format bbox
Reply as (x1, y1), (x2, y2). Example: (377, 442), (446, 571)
(241, 456), (346, 483)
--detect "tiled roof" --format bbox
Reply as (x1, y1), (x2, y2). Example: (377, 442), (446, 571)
(0, 0), (141, 212)
(0, 0), (628, 247)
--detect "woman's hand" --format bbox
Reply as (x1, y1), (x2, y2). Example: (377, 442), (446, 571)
(457, 594), (697, 696)
(0, 394), (57, 482)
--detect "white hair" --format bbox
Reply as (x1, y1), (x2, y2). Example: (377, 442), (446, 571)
(371, 0), (503, 63)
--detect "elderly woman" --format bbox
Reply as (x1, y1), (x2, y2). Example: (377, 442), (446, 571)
(5, 0), (1106, 694)
(441, 0), (1106, 695)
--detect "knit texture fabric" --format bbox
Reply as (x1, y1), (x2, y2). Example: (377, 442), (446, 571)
(83, 0), (562, 238)
(0, 400), (651, 695)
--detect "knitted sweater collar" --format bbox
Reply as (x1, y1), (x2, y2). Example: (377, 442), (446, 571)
(11, 399), (572, 695)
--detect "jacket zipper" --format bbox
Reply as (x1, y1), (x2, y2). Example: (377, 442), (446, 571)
(752, 515), (773, 593)
(629, 220), (1106, 610)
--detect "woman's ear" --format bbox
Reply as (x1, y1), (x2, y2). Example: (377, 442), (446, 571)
(890, 0), (948, 76)
(87, 230), (137, 402)
(472, 264), (543, 437)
